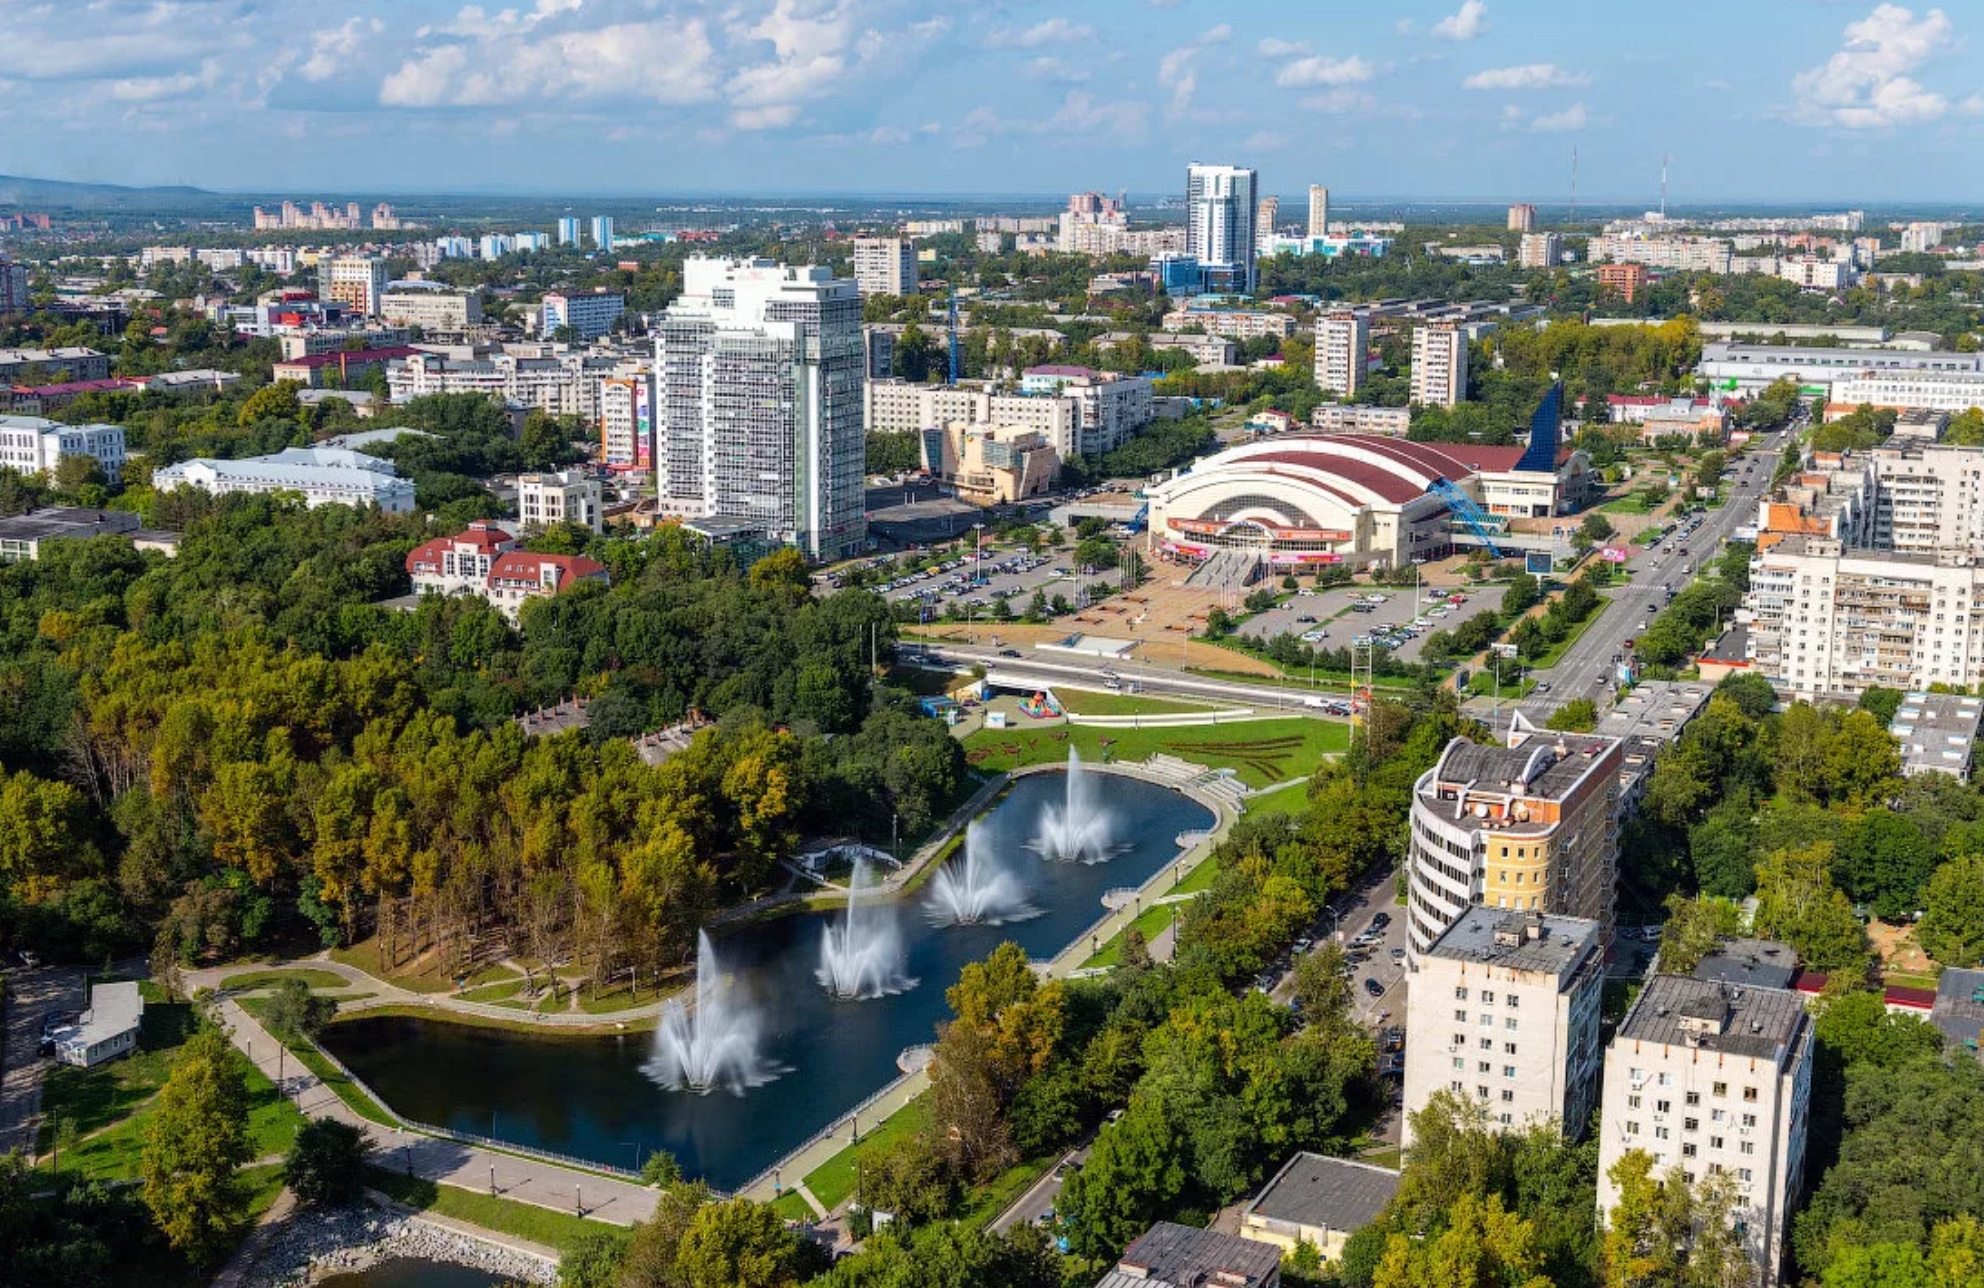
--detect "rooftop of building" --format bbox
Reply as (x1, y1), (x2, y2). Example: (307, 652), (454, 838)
(1932, 968), (1984, 1056)
(1889, 692), (1984, 776)
(7, 378), (143, 396)
(58, 980), (143, 1048)
(1421, 906), (1602, 980)
(272, 346), (423, 370)
(1426, 728), (1620, 805)
(0, 412), (121, 435)
(1617, 974), (1806, 1059)
(1689, 938), (1798, 990)
(1593, 680), (1716, 746)
(1098, 1222), (1283, 1288)
(0, 346), (107, 362)
(0, 507), (143, 543)
(1245, 1152), (1400, 1237)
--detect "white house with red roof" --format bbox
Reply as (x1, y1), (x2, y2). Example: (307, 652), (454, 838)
(405, 522), (608, 620)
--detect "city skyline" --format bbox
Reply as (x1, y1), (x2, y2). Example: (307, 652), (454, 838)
(6, 0), (1984, 201)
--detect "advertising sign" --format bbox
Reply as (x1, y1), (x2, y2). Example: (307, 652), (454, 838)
(1599, 546), (1629, 564)
(634, 378), (653, 471)
(1525, 551), (1555, 575)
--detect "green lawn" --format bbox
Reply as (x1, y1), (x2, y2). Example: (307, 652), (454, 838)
(238, 997), (398, 1126)
(771, 1191), (817, 1222)
(1246, 781), (1312, 817)
(220, 968), (351, 992)
(803, 1097), (932, 1211)
(962, 717), (1347, 790)
(1083, 899), (1192, 969)
(958, 1153), (1060, 1229)
(1600, 493), (1661, 515)
(364, 1166), (628, 1253)
(47, 1055), (305, 1182)
(37, 987), (197, 1151)
(459, 978), (527, 1005)
(1466, 669), (1538, 700)
(1053, 690), (1219, 717)
(329, 940), (460, 993)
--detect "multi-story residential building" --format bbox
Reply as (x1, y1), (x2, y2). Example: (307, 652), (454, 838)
(319, 255), (389, 318)
(1314, 311), (1369, 397)
(1255, 195), (1280, 248)
(1593, 235), (1733, 274)
(1780, 256), (1858, 290)
(1018, 365), (1153, 456)
(0, 257), (28, 313)
(919, 423), (1058, 504)
(589, 216), (615, 251)
(1900, 222), (1950, 254)
(1596, 974), (1813, 1285)
(865, 372), (1150, 460)
(1744, 536), (1984, 696)
(387, 350), (619, 419)
(1597, 263), (1649, 304)
(1160, 308), (1296, 342)
(653, 257), (866, 560)
(518, 470), (604, 532)
(405, 522), (608, 621)
(1518, 232), (1562, 270)
(479, 234), (514, 261)
(599, 372), (654, 469)
(1508, 203), (1538, 232)
(379, 283), (484, 331)
(0, 414), (126, 483)
(862, 326), (896, 380)
(0, 347), (111, 383)
(1863, 441), (1984, 552)
(1405, 724), (1622, 956)
(1701, 341), (1982, 398)
(1127, 329), (1236, 366)
(1410, 322), (1468, 408)
(1307, 185), (1330, 239)
(1310, 404), (1411, 435)
(277, 327), (412, 360)
(851, 237), (916, 297)
(273, 346), (421, 390)
(1402, 907), (1605, 1148)
(1185, 163), (1259, 293)
(557, 217), (582, 247)
(152, 446), (415, 512)
(1830, 368), (1984, 415)
(542, 290), (625, 341)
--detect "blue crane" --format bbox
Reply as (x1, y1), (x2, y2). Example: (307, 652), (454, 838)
(1429, 477), (1505, 558)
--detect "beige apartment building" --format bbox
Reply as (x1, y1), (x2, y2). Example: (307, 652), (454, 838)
(1409, 322), (1468, 408)
(1401, 908), (1605, 1148)
(1315, 311), (1369, 397)
(1405, 724), (1622, 956)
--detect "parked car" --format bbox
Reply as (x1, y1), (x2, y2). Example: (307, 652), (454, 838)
(1363, 977), (1386, 998)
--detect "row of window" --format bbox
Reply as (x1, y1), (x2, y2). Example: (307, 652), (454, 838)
(1624, 1074), (1760, 1101)
(1453, 987), (1520, 1008)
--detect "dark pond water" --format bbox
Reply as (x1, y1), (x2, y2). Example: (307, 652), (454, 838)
(321, 770), (1211, 1192)
(316, 1258), (509, 1288)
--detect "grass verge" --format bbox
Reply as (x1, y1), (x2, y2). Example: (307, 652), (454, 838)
(771, 1191), (817, 1222)
(962, 717), (1346, 790)
(238, 999), (398, 1127)
(326, 1003), (654, 1038)
(802, 1098), (932, 1211)
(364, 1166), (627, 1252)
(219, 969), (352, 992)
(1053, 690), (1219, 717)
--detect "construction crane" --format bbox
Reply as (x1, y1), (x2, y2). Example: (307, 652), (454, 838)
(1429, 478), (1505, 558)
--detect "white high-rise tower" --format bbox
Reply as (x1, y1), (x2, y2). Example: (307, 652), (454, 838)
(1185, 163), (1259, 293)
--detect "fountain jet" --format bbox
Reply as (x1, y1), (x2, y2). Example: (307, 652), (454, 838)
(1033, 748), (1118, 864)
(646, 931), (780, 1095)
(817, 861), (916, 998)
(927, 820), (1039, 926)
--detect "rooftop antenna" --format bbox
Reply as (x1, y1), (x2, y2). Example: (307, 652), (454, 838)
(1569, 147), (1578, 225)
(1660, 153), (1670, 219)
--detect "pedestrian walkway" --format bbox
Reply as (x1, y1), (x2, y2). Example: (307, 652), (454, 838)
(733, 1068), (930, 1205)
(212, 998), (659, 1227)
(187, 957), (671, 1029)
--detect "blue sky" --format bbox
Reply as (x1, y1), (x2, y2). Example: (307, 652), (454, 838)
(5, 0), (1982, 201)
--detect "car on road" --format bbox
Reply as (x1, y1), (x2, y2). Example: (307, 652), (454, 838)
(1363, 977), (1386, 998)
(999, 648), (1022, 658)
(1535, 681), (1551, 693)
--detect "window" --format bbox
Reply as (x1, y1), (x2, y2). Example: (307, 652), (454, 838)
(1482, 991), (1496, 1005)
(1455, 987), (1468, 1001)
(1684, 1117), (1699, 1132)
(1711, 1136), (1725, 1150)
(1743, 1086), (1758, 1102)
(1505, 1065), (1517, 1079)
(1711, 1109), (1725, 1124)
(1626, 1121), (1641, 1136)
(1507, 994), (1519, 1010)
(1451, 1080), (1464, 1093)
(1656, 1099), (1671, 1114)
(1506, 1017), (1519, 1031)
(1453, 1057), (1466, 1070)
(1685, 1092), (1701, 1106)
(1629, 1067), (1646, 1084)
(1682, 1143), (1697, 1158)
(1479, 1061), (1492, 1074)
(1713, 1081), (1728, 1098)
(1628, 1095), (1642, 1110)
(1739, 1168), (1754, 1183)
(1480, 1014), (1494, 1027)
(1454, 1033), (1467, 1048)
(1505, 1042), (1518, 1055)
(1455, 1009), (1468, 1022)
(1740, 1141), (1755, 1156)
(1741, 1113), (1757, 1129)
(1655, 1126), (1670, 1140)
(1499, 1112), (1512, 1124)
(1478, 1085), (1489, 1099)
(1480, 1038), (1493, 1051)
(1659, 1073), (1673, 1087)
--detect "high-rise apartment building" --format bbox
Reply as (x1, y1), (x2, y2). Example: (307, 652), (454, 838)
(557, 217), (582, 247)
(1314, 311), (1368, 397)
(1597, 262), (1649, 303)
(589, 216), (615, 251)
(653, 258), (866, 560)
(1401, 908), (1605, 1148)
(852, 237), (917, 297)
(1508, 203), (1538, 232)
(0, 257), (27, 314)
(1518, 232), (1563, 270)
(319, 255), (388, 318)
(1255, 195), (1280, 250)
(1900, 222), (1949, 254)
(542, 290), (625, 341)
(1307, 185), (1330, 239)
(599, 372), (654, 470)
(1405, 723), (1622, 956)
(1185, 163), (1259, 293)
(1410, 322), (1468, 408)
(1596, 974), (1813, 1285)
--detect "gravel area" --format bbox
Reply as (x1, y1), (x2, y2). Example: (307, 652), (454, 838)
(249, 1202), (557, 1287)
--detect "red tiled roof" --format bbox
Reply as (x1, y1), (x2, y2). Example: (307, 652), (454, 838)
(274, 346), (422, 370)
(489, 551), (607, 584)
(453, 523), (514, 550)
(1246, 450), (1424, 504)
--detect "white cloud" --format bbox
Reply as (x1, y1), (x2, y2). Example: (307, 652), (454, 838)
(1530, 102), (1588, 132)
(111, 59), (223, 103)
(1245, 130), (1290, 151)
(988, 18), (1094, 49)
(1792, 4), (1955, 128)
(380, 19), (720, 108)
(1257, 38), (1311, 57)
(1431, 1), (1489, 41)
(300, 18), (383, 83)
(1157, 23), (1231, 114)
(1275, 55), (1377, 88)
(949, 90), (1149, 148)
(1020, 57), (1091, 83)
(1462, 63), (1589, 90)
(1300, 88), (1378, 114)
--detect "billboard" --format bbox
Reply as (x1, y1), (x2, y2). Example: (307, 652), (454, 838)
(1526, 550), (1555, 575)
(1599, 546), (1630, 563)
(634, 378), (653, 471)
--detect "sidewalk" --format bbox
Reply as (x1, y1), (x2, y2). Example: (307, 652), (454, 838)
(734, 1068), (930, 1205)
(213, 998), (659, 1227)
(187, 957), (673, 1030)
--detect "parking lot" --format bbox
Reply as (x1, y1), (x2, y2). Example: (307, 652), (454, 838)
(840, 544), (1122, 626)
(1239, 581), (1489, 664)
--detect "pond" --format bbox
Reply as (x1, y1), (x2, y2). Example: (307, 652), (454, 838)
(321, 769), (1212, 1191)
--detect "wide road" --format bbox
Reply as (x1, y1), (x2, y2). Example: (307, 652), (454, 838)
(1513, 425), (1793, 719)
(908, 641), (1346, 714)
